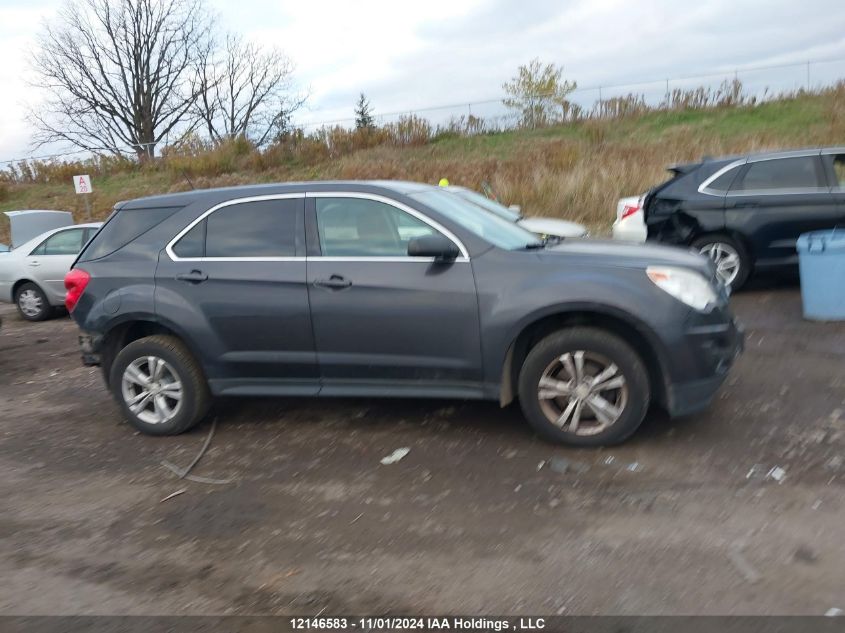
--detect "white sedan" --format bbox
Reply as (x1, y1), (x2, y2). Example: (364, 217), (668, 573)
(612, 194), (648, 242)
(0, 211), (102, 321)
(446, 186), (588, 239)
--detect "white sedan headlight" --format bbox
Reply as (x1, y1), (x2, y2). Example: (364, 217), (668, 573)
(646, 266), (718, 311)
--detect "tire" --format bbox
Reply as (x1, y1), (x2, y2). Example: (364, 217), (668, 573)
(15, 282), (52, 322)
(518, 327), (650, 446)
(109, 335), (211, 436)
(692, 234), (750, 290)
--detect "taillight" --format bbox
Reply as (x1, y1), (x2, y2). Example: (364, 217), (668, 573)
(621, 204), (641, 220)
(64, 268), (91, 312)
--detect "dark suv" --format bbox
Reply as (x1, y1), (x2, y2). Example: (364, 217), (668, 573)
(67, 181), (743, 446)
(614, 148), (845, 288)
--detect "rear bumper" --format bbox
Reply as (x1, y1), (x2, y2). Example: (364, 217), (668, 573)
(611, 217), (647, 243)
(0, 281), (13, 303)
(664, 317), (744, 417)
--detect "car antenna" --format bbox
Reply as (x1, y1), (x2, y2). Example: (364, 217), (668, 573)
(480, 180), (500, 202)
(182, 170), (195, 190)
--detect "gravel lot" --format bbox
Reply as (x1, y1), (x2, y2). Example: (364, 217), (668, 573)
(1, 280), (844, 616)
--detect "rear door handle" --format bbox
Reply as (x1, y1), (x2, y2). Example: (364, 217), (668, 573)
(28, 260), (40, 267)
(176, 270), (208, 284)
(314, 275), (352, 290)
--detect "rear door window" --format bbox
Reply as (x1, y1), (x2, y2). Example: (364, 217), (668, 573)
(31, 228), (85, 256)
(172, 198), (299, 259)
(704, 166), (741, 193)
(172, 220), (206, 258)
(732, 157), (823, 192)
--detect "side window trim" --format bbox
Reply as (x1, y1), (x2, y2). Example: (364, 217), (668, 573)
(305, 191), (469, 260)
(166, 193), (306, 262)
(698, 159), (747, 196)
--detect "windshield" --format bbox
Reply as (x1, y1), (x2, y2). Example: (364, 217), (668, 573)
(449, 187), (521, 222)
(409, 189), (542, 250)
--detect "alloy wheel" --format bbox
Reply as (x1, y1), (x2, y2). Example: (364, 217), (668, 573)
(121, 356), (184, 425)
(537, 350), (629, 436)
(699, 242), (741, 286)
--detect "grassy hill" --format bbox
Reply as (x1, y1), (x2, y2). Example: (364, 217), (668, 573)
(2, 84), (843, 244)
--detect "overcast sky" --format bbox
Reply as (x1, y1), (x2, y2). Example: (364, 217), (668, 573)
(1, 0), (845, 162)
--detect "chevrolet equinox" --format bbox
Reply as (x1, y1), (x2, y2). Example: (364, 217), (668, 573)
(66, 181), (743, 446)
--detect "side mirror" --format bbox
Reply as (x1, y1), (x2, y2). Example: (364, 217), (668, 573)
(0, 244), (9, 253)
(407, 234), (460, 261)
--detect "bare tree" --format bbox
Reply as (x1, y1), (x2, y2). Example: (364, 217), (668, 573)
(30, 0), (214, 159)
(195, 34), (305, 146)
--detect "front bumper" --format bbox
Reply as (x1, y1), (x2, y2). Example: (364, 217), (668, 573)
(664, 316), (744, 417)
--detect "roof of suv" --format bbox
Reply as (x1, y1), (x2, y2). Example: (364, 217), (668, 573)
(700, 146), (845, 165)
(118, 180), (440, 210)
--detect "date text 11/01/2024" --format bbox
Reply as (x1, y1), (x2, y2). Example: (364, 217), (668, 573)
(289, 617), (546, 630)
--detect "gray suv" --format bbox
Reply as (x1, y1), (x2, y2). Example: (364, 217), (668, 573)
(67, 181), (743, 446)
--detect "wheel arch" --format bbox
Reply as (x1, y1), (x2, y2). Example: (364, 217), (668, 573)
(499, 307), (669, 410)
(12, 278), (45, 298)
(99, 315), (201, 387)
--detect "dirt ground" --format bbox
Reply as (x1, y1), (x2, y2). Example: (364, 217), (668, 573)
(1, 279), (844, 616)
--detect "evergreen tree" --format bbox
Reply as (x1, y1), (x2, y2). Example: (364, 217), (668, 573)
(354, 93), (375, 130)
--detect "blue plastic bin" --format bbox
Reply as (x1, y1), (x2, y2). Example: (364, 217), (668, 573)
(796, 229), (845, 321)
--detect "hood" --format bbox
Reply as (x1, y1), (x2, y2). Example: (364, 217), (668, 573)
(517, 216), (588, 238)
(544, 238), (715, 277)
(4, 210), (73, 249)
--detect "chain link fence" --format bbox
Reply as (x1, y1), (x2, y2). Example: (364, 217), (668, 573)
(293, 56), (845, 134)
(2, 56), (844, 168)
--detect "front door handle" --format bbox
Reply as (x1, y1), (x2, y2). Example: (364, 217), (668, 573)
(314, 275), (352, 290)
(733, 201), (759, 208)
(176, 270), (208, 284)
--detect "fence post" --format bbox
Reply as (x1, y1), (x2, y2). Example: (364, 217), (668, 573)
(530, 94), (535, 129)
(665, 78), (669, 108)
(807, 60), (811, 92)
(598, 86), (602, 118)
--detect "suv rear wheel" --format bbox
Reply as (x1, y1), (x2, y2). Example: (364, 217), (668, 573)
(518, 327), (650, 446)
(110, 335), (210, 436)
(692, 234), (750, 289)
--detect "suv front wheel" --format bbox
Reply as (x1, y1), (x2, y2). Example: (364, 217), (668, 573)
(518, 327), (651, 446)
(110, 335), (211, 435)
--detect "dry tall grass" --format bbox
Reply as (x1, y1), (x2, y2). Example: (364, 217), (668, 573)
(2, 82), (844, 244)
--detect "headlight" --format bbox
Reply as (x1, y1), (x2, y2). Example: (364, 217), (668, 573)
(646, 266), (717, 311)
